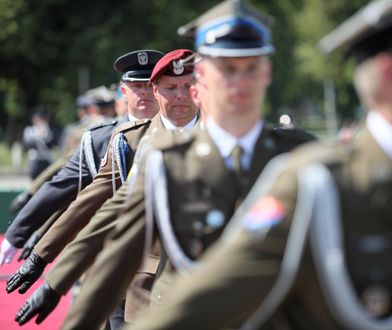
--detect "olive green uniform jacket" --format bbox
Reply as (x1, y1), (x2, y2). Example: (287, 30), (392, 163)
(127, 126), (392, 330)
(61, 123), (315, 330)
(33, 117), (157, 263)
(44, 114), (199, 324)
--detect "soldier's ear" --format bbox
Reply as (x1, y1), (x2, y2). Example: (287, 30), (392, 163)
(194, 64), (208, 91)
(120, 85), (127, 95)
(152, 83), (159, 100)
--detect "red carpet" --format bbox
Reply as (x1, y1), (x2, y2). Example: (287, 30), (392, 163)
(0, 236), (71, 330)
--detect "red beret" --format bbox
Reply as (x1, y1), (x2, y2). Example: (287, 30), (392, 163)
(150, 49), (194, 83)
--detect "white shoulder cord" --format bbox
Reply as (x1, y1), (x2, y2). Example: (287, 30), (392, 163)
(144, 150), (197, 276)
(111, 134), (119, 195)
(78, 131), (98, 194)
(310, 167), (392, 330)
(78, 132), (87, 194)
(82, 130), (98, 178)
(239, 163), (324, 330)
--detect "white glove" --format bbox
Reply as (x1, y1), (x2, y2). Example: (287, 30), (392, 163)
(0, 238), (18, 266)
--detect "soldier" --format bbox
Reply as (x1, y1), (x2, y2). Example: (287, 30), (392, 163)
(10, 49), (199, 329)
(121, 1), (392, 329)
(58, 1), (315, 329)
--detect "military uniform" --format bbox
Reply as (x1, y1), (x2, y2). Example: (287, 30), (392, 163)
(61, 121), (314, 329)
(41, 115), (165, 283)
(32, 118), (153, 263)
(126, 123), (392, 330)
(5, 119), (120, 248)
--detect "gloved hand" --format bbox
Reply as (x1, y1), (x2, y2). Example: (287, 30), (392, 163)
(18, 231), (42, 261)
(9, 191), (32, 214)
(6, 250), (48, 294)
(15, 281), (61, 325)
(0, 238), (19, 266)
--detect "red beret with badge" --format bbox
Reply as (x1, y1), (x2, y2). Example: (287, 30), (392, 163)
(150, 49), (194, 83)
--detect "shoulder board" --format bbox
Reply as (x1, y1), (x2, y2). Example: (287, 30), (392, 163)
(87, 120), (118, 132)
(271, 127), (317, 145)
(149, 128), (195, 151)
(288, 139), (353, 168)
(113, 118), (151, 135)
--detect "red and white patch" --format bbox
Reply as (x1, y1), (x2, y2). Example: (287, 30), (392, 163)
(243, 196), (285, 232)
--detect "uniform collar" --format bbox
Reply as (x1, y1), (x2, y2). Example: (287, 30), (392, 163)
(160, 113), (198, 129)
(367, 111), (392, 160)
(127, 113), (139, 122)
(205, 117), (263, 159)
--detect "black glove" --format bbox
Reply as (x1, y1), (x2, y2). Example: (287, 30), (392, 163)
(6, 250), (48, 294)
(18, 231), (42, 261)
(15, 281), (61, 326)
(9, 191), (32, 214)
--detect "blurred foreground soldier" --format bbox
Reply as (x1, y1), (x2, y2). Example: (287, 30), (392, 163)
(127, 1), (392, 329)
(11, 49), (199, 329)
(60, 1), (315, 329)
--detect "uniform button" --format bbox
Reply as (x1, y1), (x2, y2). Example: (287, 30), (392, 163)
(264, 137), (275, 150)
(157, 293), (162, 301)
(193, 221), (204, 234)
(206, 209), (225, 228)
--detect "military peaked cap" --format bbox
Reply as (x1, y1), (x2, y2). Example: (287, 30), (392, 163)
(114, 50), (165, 82)
(177, 0), (274, 57)
(318, 0), (392, 63)
(85, 86), (115, 106)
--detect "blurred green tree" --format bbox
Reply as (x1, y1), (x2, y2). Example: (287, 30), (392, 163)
(0, 0), (370, 143)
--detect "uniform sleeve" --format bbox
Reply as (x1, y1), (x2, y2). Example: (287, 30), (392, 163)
(45, 180), (130, 295)
(61, 159), (148, 330)
(28, 150), (73, 194)
(5, 143), (93, 248)
(129, 159), (300, 330)
(33, 135), (124, 263)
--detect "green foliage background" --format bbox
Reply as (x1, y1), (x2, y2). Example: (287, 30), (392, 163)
(0, 0), (369, 143)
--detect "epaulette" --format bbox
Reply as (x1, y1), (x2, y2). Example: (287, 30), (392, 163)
(87, 120), (118, 132)
(287, 139), (353, 169)
(148, 128), (195, 151)
(113, 118), (151, 135)
(272, 127), (317, 146)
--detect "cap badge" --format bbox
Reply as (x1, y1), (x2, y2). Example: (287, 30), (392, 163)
(172, 60), (184, 75)
(137, 52), (148, 66)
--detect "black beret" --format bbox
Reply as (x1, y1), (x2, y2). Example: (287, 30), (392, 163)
(114, 50), (165, 82)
